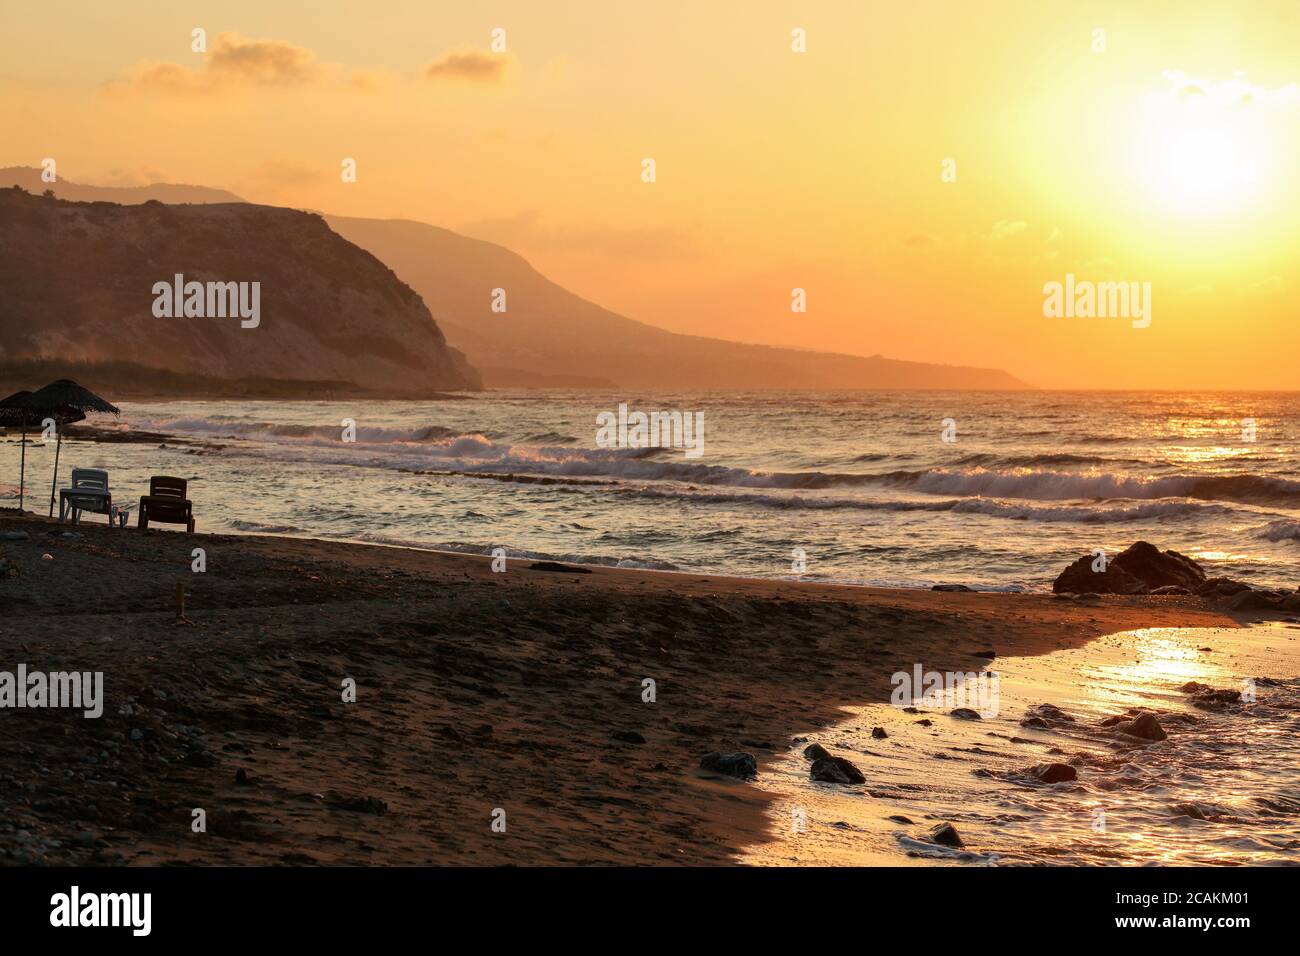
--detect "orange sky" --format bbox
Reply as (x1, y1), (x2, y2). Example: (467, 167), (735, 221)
(2, 0), (1296, 389)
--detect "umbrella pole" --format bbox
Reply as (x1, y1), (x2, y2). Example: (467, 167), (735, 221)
(18, 423), (26, 511)
(48, 424), (62, 518)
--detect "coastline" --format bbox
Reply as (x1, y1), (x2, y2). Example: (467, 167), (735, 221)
(0, 512), (1244, 865)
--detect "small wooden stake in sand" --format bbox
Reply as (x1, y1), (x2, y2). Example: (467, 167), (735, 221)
(174, 581), (193, 626)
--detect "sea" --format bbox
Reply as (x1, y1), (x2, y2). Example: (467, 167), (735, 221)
(5, 389), (1300, 590)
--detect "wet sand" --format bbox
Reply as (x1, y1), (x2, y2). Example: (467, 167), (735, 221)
(0, 511), (1241, 865)
(745, 622), (1300, 866)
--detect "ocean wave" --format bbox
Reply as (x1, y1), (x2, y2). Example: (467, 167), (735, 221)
(950, 452), (1145, 468)
(1258, 520), (1300, 542)
(615, 487), (1226, 523)
(123, 414), (1300, 508)
(125, 417), (464, 445)
(227, 519), (304, 534)
(881, 467), (1300, 507)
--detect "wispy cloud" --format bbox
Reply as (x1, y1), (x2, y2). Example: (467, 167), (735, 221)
(424, 51), (509, 85)
(103, 33), (319, 96)
(105, 36), (511, 96)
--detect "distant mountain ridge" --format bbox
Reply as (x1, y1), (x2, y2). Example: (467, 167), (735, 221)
(0, 188), (478, 395)
(0, 166), (244, 205)
(0, 168), (1027, 390)
(326, 215), (1027, 390)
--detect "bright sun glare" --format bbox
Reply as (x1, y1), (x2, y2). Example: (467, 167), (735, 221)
(1132, 73), (1287, 218)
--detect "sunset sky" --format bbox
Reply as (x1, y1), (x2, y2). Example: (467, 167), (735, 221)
(2, 0), (1296, 389)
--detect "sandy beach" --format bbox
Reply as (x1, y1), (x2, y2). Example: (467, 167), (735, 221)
(0, 510), (1254, 866)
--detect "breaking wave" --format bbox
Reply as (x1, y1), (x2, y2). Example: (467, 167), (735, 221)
(121, 414), (1300, 509)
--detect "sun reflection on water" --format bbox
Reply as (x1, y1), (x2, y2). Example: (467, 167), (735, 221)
(746, 624), (1300, 867)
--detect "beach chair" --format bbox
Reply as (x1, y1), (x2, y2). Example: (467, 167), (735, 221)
(58, 468), (117, 526)
(138, 475), (195, 533)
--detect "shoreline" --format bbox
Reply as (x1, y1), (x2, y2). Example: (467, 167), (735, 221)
(0, 511), (1247, 865)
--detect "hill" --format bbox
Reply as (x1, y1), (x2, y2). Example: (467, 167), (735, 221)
(0, 188), (479, 396)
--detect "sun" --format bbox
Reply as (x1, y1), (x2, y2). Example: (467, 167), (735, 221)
(1130, 73), (1283, 218)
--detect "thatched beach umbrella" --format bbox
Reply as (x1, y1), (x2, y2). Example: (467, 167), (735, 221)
(0, 390), (77, 511)
(20, 379), (117, 517)
(0, 390), (36, 510)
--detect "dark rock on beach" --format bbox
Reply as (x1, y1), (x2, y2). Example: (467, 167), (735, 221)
(1228, 589), (1284, 611)
(802, 743), (832, 762)
(810, 754), (866, 785)
(927, 822), (964, 848)
(950, 708), (982, 720)
(931, 584), (973, 592)
(611, 730), (646, 744)
(1179, 682), (1242, 710)
(1024, 762), (1078, 783)
(1024, 703), (1074, 723)
(871, 726), (888, 739)
(1111, 541), (1206, 591)
(1053, 557), (1145, 595)
(1197, 577), (1252, 597)
(1109, 711), (1166, 741)
(528, 561), (593, 574)
(699, 751), (758, 780)
(1053, 541), (1206, 595)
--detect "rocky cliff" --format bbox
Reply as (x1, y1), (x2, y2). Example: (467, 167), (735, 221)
(0, 188), (479, 395)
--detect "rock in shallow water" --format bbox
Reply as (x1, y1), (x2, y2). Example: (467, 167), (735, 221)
(1110, 711), (1167, 741)
(1024, 762), (1078, 783)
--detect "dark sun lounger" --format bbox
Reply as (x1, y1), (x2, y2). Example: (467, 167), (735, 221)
(138, 475), (195, 533)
